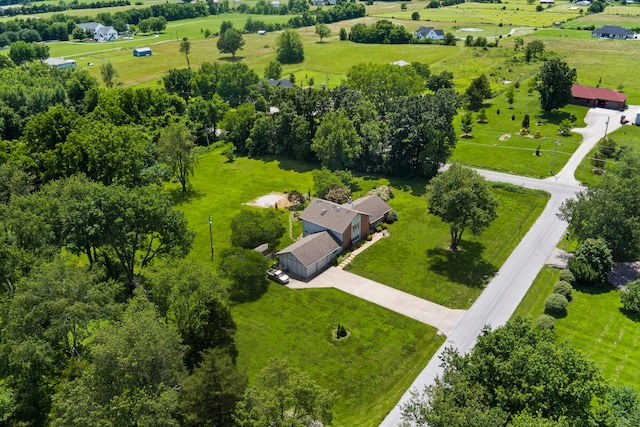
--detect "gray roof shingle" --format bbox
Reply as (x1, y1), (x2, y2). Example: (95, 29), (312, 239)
(300, 198), (365, 234)
(277, 231), (340, 267)
(347, 195), (392, 224)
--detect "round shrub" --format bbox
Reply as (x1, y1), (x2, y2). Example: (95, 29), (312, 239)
(534, 314), (556, 330)
(366, 234), (373, 241)
(544, 293), (568, 315)
(621, 280), (640, 315)
(375, 225), (382, 233)
(568, 238), (613, 284)
(559, 269), (575, 285)
(553, 281), (573, 300)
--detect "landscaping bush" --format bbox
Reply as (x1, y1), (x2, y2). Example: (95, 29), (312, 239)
(375, 225), (382, 233)
(386, 210), (398, 223)
(568, 238), (613, 284)
(621, 280), (640, 315)
(533, 130), (543, 138)
(559, 269), (575, 285)
(325, 185), (351, 204)
(553, 281), (573, 299)
(382, 223), (388, 230)
(534, 314), (556, 330)
(367, 185), (394, 201)
(544, 293), (568, 315)
(366, 234), (373, 241)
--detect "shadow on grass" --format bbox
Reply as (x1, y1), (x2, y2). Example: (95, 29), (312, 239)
(258, 155), (320, 173)
(218, 56), (245, 62)
(545, 308), (568, 319)
(426, 241), (497, 288)
(573, 282), (616, 295)
(618, 307), (640, 322)
(166, 187), (206, 205)
(536, 110), (575, 125)
(387, 176), (428, 197)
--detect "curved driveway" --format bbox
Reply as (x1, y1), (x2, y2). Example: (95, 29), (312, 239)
(380, 106), (636, 426)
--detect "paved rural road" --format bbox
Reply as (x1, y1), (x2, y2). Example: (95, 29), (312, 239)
(380, 106), (635, 426)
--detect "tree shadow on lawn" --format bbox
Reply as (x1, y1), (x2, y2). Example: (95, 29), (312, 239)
(260, 155), (320, 174)
(426, 241), (497, 288)
(573, 282), (617, 296)
(386, 176), (428, 197)
(166, 187), (206, 205)
(536, 110), (575, 125)
(618, 307), (640, 323)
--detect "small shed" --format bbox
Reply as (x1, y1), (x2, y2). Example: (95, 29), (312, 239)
(635, 113), (640, 126)
(133, 47), (152, 57)
(43, 57), (76, 69)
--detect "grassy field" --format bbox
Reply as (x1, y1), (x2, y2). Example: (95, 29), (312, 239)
(172, 150), (444, 425)
(514, 266), (640, 387)
(348, 183), (549, 309)
(232, 285), (443, 426)
(574, 122), (640, 186)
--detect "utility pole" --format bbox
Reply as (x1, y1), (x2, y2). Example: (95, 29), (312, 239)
(208, 214), (214, 261)
(550, 139), (559, 176)
(604, 116), (610, 141)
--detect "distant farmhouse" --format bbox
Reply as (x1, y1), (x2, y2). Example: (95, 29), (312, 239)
(571, 84), (627, 110)
(540, 0), (554, 4)
(575, 0), (590, 5)
(133, 47), (152, 57)
(414, 26), (445, 41)
(76, 22), (118, 42)
(265, 78), (294, 88)
(312, 0), (336, 4)
(391, 60), (410, 67)
(43, 57), (76, 69)
(591, 25), (635, 39)
(277, 195), (392, 279)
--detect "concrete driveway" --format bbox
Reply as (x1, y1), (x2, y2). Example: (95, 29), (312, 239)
(287, 267), (465, 336)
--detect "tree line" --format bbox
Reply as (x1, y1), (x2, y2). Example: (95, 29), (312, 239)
(0, 0), (130, 18)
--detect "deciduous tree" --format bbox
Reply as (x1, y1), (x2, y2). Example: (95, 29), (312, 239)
(230, 209), (286, 251)
(234, 358), (336, 426)
(219, 247), (269, 301)
(158, 122), (197, 192)
(315, 23), (330, 42)
(427, 163), (498, 251)
(311, 109), (362, 170)
(536, 58), (576, 113)
(276, 29), (304, 64)
(465, 74), (492, 111)
(216, 28), (245, 58)
(100, 61), (118, 88)
(180, 36), (192, 69)
(263, 60), (282, 80)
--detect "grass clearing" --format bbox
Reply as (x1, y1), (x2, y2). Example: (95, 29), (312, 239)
(514, 266), (640, 387)
(173, 151), (443, 425)
(232, 285), (443, 426)
(348, 182), (549, 309)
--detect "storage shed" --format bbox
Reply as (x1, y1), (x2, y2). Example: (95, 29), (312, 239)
(133, 47), (152, 57)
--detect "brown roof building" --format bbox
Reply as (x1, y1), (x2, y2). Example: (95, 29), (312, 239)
(571, 84), (627, 110)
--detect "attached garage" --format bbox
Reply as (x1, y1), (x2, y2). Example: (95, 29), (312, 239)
(277, 232), (341, 279)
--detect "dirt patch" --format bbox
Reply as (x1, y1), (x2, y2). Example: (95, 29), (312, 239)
(499, 133), (511, 141)
(245, 192), (292, 208)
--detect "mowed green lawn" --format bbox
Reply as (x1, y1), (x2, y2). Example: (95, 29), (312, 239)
(575, 123), (640, 187)
(515, 266), (640, 387)
(348, 183), (549, 309)
(233, 285), (443, 426)
(451, 76), (587, 178)
(172, 151), (443, 425)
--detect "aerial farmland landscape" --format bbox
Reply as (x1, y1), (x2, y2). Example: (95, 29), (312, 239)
(0, 0), (639, 424)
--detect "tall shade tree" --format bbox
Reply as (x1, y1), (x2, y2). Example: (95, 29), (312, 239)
(276, 29), (305, 64)
(387, 89), (460, 179)
(426, 163), (498, 251)
(346, 62), (424, 113)
(559, 151), (640, 260)
(216, 28), (245, 58)
(100, 62), (118, 88)
(234, 358), (336, 426)
(180, 37), (192, 69)
(465, 74), (492, 111)
(536, 58), (576, 113)
(230, 208), (286, 250)
(263, 60), (282, 80)
(158, 122), (197, 193)
(315, 23), (331, 42)
(401, 318), (607, 427)
(311, 109), (362, 170)
(50, 294), (186, 426)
